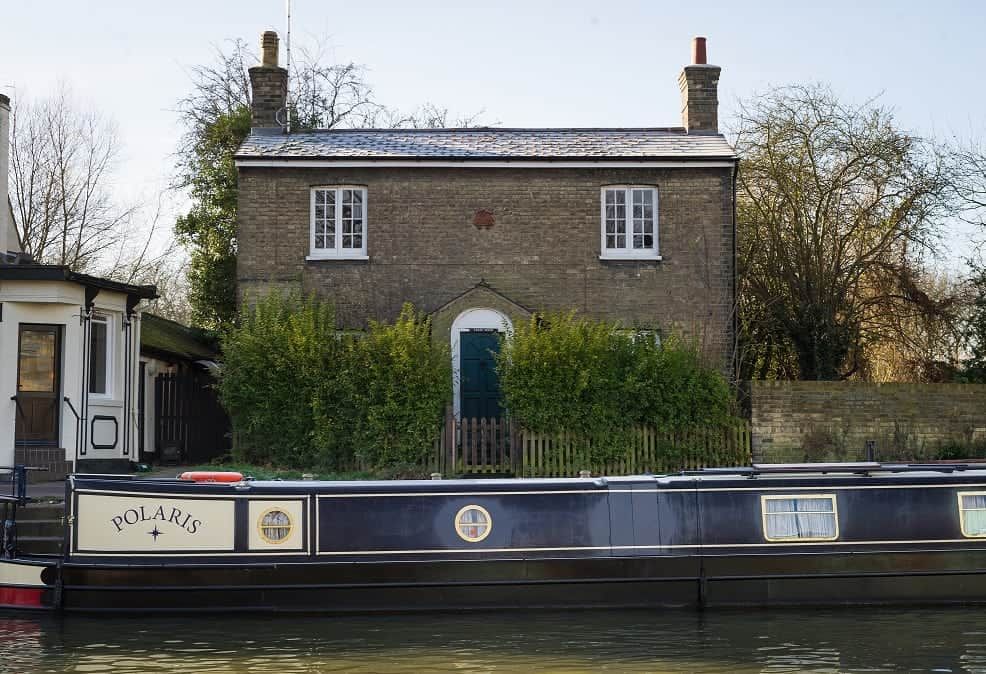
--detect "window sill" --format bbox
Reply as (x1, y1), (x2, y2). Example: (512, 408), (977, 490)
(306, 254), (370, 262)
(88, 397), (123, 408)
(598, 254), (663, 262)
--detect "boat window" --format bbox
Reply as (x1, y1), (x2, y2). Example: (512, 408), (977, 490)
(761, 494), (838, 542)
(455, 505), (492, 543)
(258, 509), (293, 544)
(958, 492), (986, 537)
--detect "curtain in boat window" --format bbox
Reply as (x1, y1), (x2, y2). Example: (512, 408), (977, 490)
(960, 494), (986, 536)
(763, 496), (837, 541)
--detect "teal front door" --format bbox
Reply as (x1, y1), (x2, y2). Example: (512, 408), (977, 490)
(460, 330), (503, 419)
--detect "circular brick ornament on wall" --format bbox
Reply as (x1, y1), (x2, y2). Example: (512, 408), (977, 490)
(473, 209), (495, 229)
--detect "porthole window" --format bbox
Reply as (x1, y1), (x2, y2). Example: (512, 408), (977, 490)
(455, 505), (492, 543)
(258, 508), (293, 544)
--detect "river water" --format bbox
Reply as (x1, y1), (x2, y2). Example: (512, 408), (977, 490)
(1, 607), (985, 673)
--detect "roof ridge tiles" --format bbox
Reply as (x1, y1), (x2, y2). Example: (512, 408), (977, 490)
(283, 126), (691, 134)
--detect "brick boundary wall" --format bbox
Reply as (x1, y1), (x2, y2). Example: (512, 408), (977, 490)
(14, 447), (72, 483)
(748, 381), (986, 463)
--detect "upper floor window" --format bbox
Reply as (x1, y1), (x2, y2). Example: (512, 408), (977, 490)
(761, 494), (838, 542)
(309, 186), (367, 259)
(88, 313), (111, 397)
(600, 186), (659, 260)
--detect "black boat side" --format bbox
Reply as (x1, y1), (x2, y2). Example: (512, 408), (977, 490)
(8, 464), (986, 612)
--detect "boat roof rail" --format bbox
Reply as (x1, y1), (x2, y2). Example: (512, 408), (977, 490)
(679, 462), (973, 477)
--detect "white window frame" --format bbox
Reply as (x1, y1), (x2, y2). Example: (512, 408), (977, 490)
(599, 185), (660, 260)
(760, 494), (839, 542)
(957, 491), (986, 538)
(88, 312), (113, 399)
(308, 186), (369, 260)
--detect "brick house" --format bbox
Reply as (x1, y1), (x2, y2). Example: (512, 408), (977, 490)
(235, 32), (737, 419)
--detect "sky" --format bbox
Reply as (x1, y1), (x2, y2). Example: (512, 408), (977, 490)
(3, 0), (985, 266)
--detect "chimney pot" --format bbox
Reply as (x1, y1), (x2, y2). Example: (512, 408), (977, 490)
(261, 30), (280, 68)
(692, 36), (707, 65)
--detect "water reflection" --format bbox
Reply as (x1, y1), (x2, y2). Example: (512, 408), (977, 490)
(2, 607), (985, 673)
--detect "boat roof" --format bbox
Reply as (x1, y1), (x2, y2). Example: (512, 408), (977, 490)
(69, 462), (986, 492)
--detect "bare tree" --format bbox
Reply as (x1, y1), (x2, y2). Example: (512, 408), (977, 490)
(734, 85), (960, 380)
(177, 36), (483, 144)
(174, 35), (483, 330)
(10, 85), (137, 272)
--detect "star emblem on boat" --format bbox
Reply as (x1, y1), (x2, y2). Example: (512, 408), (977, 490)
(148, 526), (163, 540)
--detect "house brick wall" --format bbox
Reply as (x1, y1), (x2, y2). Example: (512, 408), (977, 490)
(749, 380), (986, 462)
(237, 165), (736, 370)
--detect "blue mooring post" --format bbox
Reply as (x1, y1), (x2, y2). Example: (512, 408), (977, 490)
(15, 465), (26, 505)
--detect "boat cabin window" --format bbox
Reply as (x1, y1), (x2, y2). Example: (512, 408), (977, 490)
(761, 494), (838, 542)
(958, 492), (986, 538)
(258, 509), (294, 544)
(455, 505), (492, 543)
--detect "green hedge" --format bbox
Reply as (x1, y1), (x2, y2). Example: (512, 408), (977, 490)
(219, 293), (449, 471)
(496, 311), (734, 462)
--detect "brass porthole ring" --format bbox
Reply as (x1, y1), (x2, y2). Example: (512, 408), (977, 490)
(258, 508), (293, 544)
(455, 505), (492, 543)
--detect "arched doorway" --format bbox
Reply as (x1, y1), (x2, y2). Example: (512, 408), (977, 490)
(451, 308), (512, 419)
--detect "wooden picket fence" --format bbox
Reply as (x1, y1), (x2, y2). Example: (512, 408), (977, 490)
(435, 412), (751, 477)
(435, 413), (520, 476)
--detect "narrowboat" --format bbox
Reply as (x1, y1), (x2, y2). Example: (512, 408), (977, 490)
(4, 462), (986, 612)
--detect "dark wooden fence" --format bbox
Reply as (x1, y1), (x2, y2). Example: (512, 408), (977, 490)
(155, 370), (231, 464)
(435, 413), (520, 476)
(435, 411), (751, 477)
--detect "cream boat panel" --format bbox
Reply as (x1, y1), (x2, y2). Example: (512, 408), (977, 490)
(0, 561), (45, 586)
(75, 494), (235, 552)
(248, 499), (306, 551)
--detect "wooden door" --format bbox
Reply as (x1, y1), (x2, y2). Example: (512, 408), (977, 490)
(459, 330), (503, 419)
(15, 325), (62, 446)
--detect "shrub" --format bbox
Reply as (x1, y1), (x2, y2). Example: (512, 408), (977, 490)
(341, 304), (451, 470)
(219, 291), (345, 469)
(221, 296), (452, 472)
(497, 311), (734, 461)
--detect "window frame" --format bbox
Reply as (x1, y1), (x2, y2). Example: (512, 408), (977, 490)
(957, 491), (986, 538)
(308, 185), (369, 260)
(760, 493), (839, 543)
(454, 504), (492, 543)
(88, 312), (113, 399)
(599, 185), (661, 260)
(257, 508), (294, 545)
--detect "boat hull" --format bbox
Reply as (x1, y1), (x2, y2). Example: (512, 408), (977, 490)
(55, 548), (986, 613)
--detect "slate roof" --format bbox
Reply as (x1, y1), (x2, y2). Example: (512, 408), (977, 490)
(235, 128), (737, 161)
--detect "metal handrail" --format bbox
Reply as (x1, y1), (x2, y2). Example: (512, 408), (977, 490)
(0, 465), (32, 505)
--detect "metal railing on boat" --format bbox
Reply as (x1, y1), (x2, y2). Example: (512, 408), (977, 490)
(680, 462), (977, 478)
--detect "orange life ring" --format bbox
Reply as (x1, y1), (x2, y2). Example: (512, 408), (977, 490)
(178, 471), (244, 483)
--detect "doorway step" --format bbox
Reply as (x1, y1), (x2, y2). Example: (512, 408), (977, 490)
(13, 447), (72, 483)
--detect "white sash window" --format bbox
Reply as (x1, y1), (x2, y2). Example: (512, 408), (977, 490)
(309, 186), (368, 259)
(88, 313), (112, 398)
(600, 186), (660, 260)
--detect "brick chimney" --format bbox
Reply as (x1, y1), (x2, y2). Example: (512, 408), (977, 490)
(678, 37), (721, 134)
(0, 93), (17, 254)
(248, 31), (288, 133)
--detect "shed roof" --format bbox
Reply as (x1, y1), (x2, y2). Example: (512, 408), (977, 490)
(141, 313), (218, 363)
(235, 127), (737, 162)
